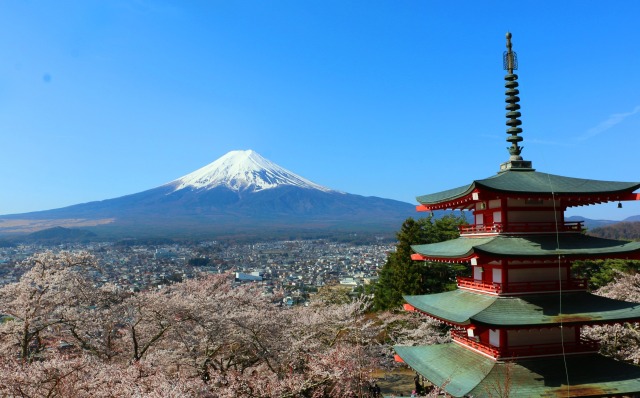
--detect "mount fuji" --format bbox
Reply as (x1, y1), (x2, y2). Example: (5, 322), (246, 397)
(0, 150), (416, 238)
(171, 150), (335, 193)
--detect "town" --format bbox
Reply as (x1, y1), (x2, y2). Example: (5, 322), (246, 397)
(0, 239), (394, 304)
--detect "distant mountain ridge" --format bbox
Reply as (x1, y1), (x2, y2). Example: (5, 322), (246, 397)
(0, 150), (416, 239)
(565, 216), (618, 229)
(566, 215), (640, 230)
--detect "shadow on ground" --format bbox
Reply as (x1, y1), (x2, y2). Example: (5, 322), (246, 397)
(372, 367), (420, 397)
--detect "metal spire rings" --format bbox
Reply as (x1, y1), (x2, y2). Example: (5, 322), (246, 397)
(504, 32), (523, 161)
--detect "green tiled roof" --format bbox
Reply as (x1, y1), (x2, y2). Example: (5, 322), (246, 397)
(412, 237), (492, 258)
(416, 184), (472, 204)
(411, 234), (640, 259)
(416, 170), (640, 205)
(394, 344), (494, 397)
(395, 343), (640, 397)
(404, 291), (640, 326)
(404, 290), (495, 325)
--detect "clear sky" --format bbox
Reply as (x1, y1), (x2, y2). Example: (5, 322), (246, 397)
(1, 1), (639, 220)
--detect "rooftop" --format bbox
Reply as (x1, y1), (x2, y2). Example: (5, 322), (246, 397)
(395, 343), (640, 397)
(411, 234), (640, 260)
(416, 170), (640, 207)
(404, 290), (640, 327)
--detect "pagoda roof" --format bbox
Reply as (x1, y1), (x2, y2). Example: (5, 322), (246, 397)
(411, 234), (640, 260)
(394, 343), (640, 397)
(404, 290), (640, 326)
(416, 169), (640, 206)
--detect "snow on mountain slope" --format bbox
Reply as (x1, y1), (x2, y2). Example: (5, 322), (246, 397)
(169, 150), (336, 193)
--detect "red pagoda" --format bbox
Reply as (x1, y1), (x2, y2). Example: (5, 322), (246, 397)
(393, 33), (640, 397)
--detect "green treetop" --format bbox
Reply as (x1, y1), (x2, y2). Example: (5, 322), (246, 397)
(373, 213), (468, 311)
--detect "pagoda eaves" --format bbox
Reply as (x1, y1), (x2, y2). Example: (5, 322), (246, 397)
(403, 290), (640, 327)
(411, 234), (640, 262)
(395, 344), (640, 397)
(416, 170), (640, 212)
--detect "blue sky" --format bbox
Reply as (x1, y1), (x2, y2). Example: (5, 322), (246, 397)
(1, 1), (639, 220)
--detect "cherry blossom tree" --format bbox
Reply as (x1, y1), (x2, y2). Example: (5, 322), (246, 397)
(160, 274), (288, 381)
(0, 353), (208, 398)
(583, 271), (640, 363)
(0, 251), (98, 362)
(0, 250), (450, 397)
(371, 310), (450, 370)
(61, 282), (128, 361)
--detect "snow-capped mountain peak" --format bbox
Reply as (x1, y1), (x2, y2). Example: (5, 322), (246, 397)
(170, 150), (334, 193)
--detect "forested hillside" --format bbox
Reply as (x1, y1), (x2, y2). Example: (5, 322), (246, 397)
(588, 222), (640, 240)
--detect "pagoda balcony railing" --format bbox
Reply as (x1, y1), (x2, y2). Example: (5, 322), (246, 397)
(459, 221), (583, 235)
(457, 277), (588, 294)
(451, 330), (500, 358)
(459, 223), (503, 234)
(456, 277), (500, 294)
(452, 330), (599, 359)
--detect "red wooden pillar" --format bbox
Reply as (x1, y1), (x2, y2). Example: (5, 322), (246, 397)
(501, 259), (508, 293)
(501, 197), (508, 231)
(500, 328), (508, 353)
(502, 259), (508, 290)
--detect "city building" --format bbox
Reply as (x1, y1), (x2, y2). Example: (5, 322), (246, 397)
(394, 33), (640, 397)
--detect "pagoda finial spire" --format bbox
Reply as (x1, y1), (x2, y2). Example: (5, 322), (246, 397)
(500, 32), (533, 172)
(505, 32), (516, 73)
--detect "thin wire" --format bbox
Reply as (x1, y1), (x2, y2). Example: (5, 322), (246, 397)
(548, 174), (570, 396)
